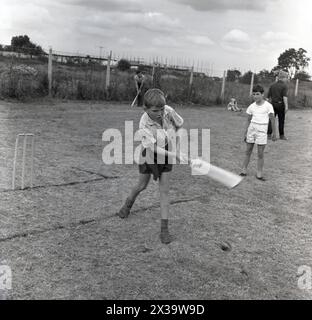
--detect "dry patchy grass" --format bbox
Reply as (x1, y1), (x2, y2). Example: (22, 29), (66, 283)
(0, 101), (311, 299)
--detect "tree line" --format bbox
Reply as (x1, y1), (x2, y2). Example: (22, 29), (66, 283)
(227, 48), (311, 83)
(0, 35), (45, 56)
(1, 35), (311, 81)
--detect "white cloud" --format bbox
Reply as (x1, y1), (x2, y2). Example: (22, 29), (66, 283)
(258, 31), (298, 55)
(151, 36), (183, 48)
(186, 35), (214, 46)
(62, 0), (144, 12)
(221, 29), (253, 53)
(141, 12), (181, 32)
(0, 2), (54, 45)
(118, 37), (134, 47)
(261, 31), (294, 42)
(170, 0), (279, 11)
(76, 11), (181, 34)
(222, 29), (250, 43)
(1, 0), (311, 75)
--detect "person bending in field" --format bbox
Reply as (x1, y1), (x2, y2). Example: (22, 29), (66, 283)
(117, 88), (185, 244)
(134, 70), (145, 107)
(240, 85), (277, 181)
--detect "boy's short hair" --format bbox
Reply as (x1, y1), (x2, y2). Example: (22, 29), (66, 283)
(144, 88), (166, 108)
(252, 84), (264, 94)
(136, 70), (142, 75)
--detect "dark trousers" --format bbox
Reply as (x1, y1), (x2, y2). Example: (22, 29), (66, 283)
(268, 104), (286, 136)
(137, 91), (144, 106)
(136, 84), (144, 106)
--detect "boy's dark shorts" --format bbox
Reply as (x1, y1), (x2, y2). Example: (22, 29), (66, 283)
(138, 147), (172, 181)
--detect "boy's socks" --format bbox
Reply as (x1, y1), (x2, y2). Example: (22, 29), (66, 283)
(161, 219), (168, 231)
(160, 219), (171, 244)
(117, 197), (135, 219)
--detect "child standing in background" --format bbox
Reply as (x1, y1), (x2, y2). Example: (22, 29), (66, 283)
(240, 85), (277, 180)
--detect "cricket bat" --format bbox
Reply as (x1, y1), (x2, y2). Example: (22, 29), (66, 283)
(130, 92), (139, 108)
(189, 157), (243, 189)
(131, 88), (142, 108)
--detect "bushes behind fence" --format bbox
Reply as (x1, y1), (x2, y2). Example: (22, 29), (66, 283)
(0, 57), (311, 108)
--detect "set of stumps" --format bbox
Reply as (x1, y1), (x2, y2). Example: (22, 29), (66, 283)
(12, 133), (35, 190)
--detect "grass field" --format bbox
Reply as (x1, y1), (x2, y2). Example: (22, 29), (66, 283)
(0, 100), (312, 299)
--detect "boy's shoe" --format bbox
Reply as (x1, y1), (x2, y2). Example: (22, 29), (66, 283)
(256, 175), (266, 181)
(160, 231), (172, 244)
(239, 172), (247, 177)
(280, 135), (287, 140)
(117, 198), (135, 219)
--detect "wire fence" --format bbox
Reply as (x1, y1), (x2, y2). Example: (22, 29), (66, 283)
(0, 44), (311, 108)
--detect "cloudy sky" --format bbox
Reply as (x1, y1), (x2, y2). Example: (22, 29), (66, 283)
(1, 0), (311, 75)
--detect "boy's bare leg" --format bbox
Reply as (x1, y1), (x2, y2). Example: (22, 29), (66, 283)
(256, 145), (265, 178)
(159, 172), (171, 244)
(117, 173), (151, 218)
(241, 143), (254, 174)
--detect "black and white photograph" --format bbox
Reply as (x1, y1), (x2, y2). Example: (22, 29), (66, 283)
(0, 0), (312, 304)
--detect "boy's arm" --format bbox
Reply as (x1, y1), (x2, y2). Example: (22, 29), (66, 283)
(243, 115), (252, 141)
(282, 85), (288, 113)
(267, 87), (272, 103)
(283, 96), (288, 113)
(166, 105), (184, 128)
(269, 113), (277, 141)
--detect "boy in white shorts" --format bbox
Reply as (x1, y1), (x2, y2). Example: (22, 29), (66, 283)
(240, 85), (277, 181)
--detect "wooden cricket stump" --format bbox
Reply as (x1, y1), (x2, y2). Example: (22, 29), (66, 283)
(12, 133), (35, 190)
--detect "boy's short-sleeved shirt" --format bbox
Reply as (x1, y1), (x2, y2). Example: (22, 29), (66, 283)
(246, 101), (274, 125)
(139, 105), (184, 149)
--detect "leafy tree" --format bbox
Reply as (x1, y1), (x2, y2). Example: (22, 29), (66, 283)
(240, 71), (258, 84)
(257, 69), (275, 82)
(11, 35), (45, 55)
(226, 69), (241, 82)
(294, 71), (311, 81)
(276, 48), (310, 78)
(117, 59), (131, 71)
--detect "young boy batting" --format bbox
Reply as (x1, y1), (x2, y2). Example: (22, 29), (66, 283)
(240, 85), (277, 181)
(117, 89), (184, 244)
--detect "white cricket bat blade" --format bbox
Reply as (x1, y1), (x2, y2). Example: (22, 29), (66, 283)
(191, 159), (243, 189)
(131, 91), (141, 108)
(130, 96), (137, 108)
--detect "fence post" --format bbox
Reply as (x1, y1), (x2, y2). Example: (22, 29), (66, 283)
(152, 64), (155, 82)
(249, 72), (254, 96)
(220, 70), (226, 103)
(105, 50), (112, 90)
(188, 66), (194, 100)
(48, 47), (53, 97)
(189, 66), (194, 86)
(295, 78), (299, 97)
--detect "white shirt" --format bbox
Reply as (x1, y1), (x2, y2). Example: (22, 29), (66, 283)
(138, 105), (184, 149)
(246, 101), (274, 125)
